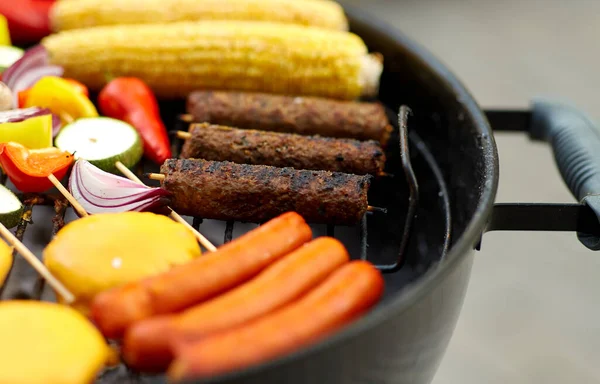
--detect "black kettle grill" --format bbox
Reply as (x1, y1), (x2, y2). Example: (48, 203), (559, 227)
(2, 5), (600, 384)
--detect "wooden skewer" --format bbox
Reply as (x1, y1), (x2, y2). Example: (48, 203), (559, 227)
(148, 173), (166, 181)
(0, 223), (75, 304)
(116, 162), (217, 252)
(169, 210), (217, 252)
(47, 174), (89, 217)
(114, 161), (143, 184)
(146, 173), (386, 214)
(179, 114), (194, 123)
(50, 113), (92, 216)
(176, 131), (192, 140)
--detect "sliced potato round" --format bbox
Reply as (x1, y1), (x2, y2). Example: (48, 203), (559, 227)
(0, 300), (110, 384)
(0, 240), (12, 288)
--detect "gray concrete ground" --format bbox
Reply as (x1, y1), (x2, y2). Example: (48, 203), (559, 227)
(341, 0), (600, 382)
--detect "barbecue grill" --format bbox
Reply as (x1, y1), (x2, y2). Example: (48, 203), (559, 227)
(2, 4), (600, 384)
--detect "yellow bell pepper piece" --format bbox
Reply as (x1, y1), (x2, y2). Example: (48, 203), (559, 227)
(0, 15), (10, 46)
(0, 240), (12, 287)
(43, 212), (202, 315)
(0, 300), (110, 384)
(24, 76), (98, 125)
(0, 114), (53, 149)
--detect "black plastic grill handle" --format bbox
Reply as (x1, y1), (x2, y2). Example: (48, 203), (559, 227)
(530, 99), (600, 250)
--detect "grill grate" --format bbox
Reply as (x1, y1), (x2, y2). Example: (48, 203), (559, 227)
(0, 105), (452, 383)
(171, 105), (420, 271)
(0, 105), (426, 301)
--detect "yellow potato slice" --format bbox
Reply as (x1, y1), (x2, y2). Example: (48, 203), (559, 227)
(0, 300), (110, 384)
(43, 211), (202, 315)
(0, 240), (12, 287)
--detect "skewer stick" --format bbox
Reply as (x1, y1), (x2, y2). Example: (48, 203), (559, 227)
(169, 210), (217, 252)
(50, 113), (92, 217)
(47, 174), (88, 217)
(147, 173), (386, 214)
(179, 114), (194, 123)
(117, 163), (217, 252)
(148, 173), (166, 181)
(176, 131), (192, 140)
(115, 161), (143, 184)
(0, 224), (75, 304)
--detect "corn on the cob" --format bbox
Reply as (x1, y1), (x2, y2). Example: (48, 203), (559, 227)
(42, 21), (383, 100)
(50, 0), (348, 32)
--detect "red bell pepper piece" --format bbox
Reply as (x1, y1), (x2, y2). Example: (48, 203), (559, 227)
(0, 0), (55, 46)
(0, 142), (73, 193)
(98, 78), (172, 165)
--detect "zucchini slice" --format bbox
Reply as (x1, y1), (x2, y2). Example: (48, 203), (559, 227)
(0, 185), (23, 229)
(55, 117), (143, 174)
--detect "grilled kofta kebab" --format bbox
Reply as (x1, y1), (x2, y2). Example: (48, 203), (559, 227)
(178, 123), (386, 176)
(150, 159), (373, 226)
(185, 91), (393, 145)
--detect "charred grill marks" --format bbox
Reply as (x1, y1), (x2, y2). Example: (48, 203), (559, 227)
(160, 159), (371, 225)
(180, 123), (386, 175)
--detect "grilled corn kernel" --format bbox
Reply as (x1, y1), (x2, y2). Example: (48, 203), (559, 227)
(42, 20), (383, 100)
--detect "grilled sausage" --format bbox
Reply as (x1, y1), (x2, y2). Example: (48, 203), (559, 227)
(90, 212), (312, 339)
(180, 123), (386, 175)
(168, 260), (384, 381)
(186, 91), (393, 145)
(122, 237), (350, 372)
(159, 159), (372, 225)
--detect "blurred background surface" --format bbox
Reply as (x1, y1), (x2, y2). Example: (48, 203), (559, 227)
(340, 0), (600, 383)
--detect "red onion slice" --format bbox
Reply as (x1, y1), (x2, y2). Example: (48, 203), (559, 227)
(69, 159), (170, 215)
(2, 45), (48, 90)
(2, 45), (65, 108)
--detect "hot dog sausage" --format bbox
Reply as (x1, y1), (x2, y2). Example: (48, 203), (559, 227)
(90, 212), (313, 339)
(168, 260), (384, 380)
(122, 237), (350, 372)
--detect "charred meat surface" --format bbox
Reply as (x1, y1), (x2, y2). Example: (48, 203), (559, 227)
(160, 159), (371, 225)
(186, 91), (393, 145)
(180, 123), (386, 175)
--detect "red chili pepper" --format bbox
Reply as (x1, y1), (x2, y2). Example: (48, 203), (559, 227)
(98, 78), (172, 165)
(0, 0), (55, 46)
(0, 142), (73, 193)
(18, 78), (89, 108)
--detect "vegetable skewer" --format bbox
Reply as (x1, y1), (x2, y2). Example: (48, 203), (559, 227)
(114, 162), (217, 252)
(54, 110), (214, 249)
(0, 223), (75, 304)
